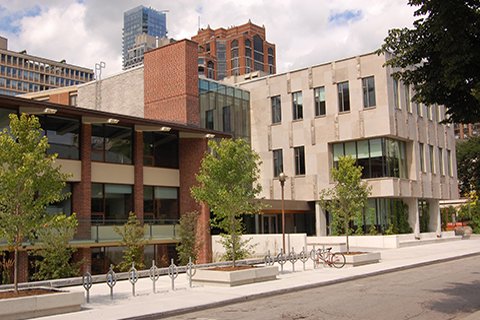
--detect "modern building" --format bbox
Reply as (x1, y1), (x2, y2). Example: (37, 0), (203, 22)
(0, 91), (227, 281)
(191, 21), (276, 80)
(0, 37), (94, 96)
(123, 5), (167, 70)
(454, 123), (480, 140)
(125, 34), (174, 70)
(232, 52), (459, 237)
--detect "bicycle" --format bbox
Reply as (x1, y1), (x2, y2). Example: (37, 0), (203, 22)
(314, 247), (346, 268)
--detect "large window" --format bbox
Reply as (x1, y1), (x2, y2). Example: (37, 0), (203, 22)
(333, 138), (408, 179)
(143, 186), (179, 223)
(91, 124), (132, 164)
(46, 184), (72, 216)
(419, 142), (425, 173)
(143, 131), (178, 168)
(273, 149), (283, 177)
(0, 108), (15, 130)
(429, 145), (435, 174)
(205, 110), (214, 130)
(294, 146), (306, 175)
(271, 95), (281, 124)
(91, 183), (133, 223)
(314, 87), (326, 116)
(439, 147), (445, 176)
(292, 91), (303, 120)
(223, 106), (231, 132)
(362, 76), (376, 108)
(337, 81), (350, 112)
(40, 115), (80, 160)
(253, 35), (264, 71)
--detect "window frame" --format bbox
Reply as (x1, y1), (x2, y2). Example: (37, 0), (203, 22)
(292, 91), (303, 120)
(362, 76), (376, 109)
(271, 95), (282, 124)
(273, 149), (283, 178)
(314, 86), (326, 117)
(337, 81), (350, 113)
(294, 146), (306, 176)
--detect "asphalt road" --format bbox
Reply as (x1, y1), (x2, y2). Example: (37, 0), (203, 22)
(163, 255), (480, 320)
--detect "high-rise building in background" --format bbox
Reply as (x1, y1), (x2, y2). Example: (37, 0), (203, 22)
(191, 20), (276, 80)
(0, 36), (94, 96)
(122, 5), (167, 70)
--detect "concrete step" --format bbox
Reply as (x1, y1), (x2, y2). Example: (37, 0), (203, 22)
(399, 236), (463, 248)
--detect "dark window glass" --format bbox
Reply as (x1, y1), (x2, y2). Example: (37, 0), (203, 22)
(294, 146), (306, 175)
(223, 106), (231, 132)
(143, 131), (179, 168)
(292, 91), (303, 120)
(314, 87), (326, 116)
(362, 76), (376, 108)
(143, 186), (179, 223)
(46, 184), (72, 216)
(338, 81), (350, 112)
(91, 183), (133, 223)
(273, 149), (283, 177)
(40, 115), (80, 160)
(419, 142), (425, 172)
(205, 110), (214, 129)
(253, 35), (264, 71)
(369, 138), (384, 178)
(271, 95), (281, 124)
(91, 124), (132, 164)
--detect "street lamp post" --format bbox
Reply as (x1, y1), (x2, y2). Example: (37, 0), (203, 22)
(278, 172), (287, 253)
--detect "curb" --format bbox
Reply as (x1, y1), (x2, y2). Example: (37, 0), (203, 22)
(121, 251), (480, 320)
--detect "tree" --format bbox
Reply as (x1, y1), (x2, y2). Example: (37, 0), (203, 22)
(191, 138), (263, 267)
(378, 0), (480, 124)
(176, 211), (199, 265)
(456, 136), (480, 195)
(32, 214), (80, 280)
(319, 156), (372, 253)
(0, 113), (69, 292)
(114, 212), (145, 272)
(457, 191), (480, 233)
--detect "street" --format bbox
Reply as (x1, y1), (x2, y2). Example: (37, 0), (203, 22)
(164, 255), (480, 320)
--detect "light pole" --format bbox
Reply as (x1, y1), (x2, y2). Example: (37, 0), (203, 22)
(278, 172), (287, 253)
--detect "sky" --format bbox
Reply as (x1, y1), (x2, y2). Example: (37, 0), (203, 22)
(0, 0), (417, 77)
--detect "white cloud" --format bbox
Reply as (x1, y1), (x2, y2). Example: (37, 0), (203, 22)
(0, 0), (416, 76)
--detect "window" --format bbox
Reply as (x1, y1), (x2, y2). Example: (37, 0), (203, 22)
(429, 145), (435, 174)
(314, 87), (326, 116)
(205, 110), (214, 129)
(419, 143), (425, 173)
(393, 78), (400, 109)
(40, 115), (80, 160)
(46, 184), (72, 216)
(143, 131), (179, 168)
(69, 93), (77, 107)
(223, 106), (231, 132)
(447, 149), (453, 176)
(362, 76), (376, 108)
(143, 186), (179, 223)
(405, 84), (412, 113)
(91, 183), (133, 223)
(439, 147), (445, 175)
(292, 91), (303, 120)
(294, 146), (306, 175)
(273, 149), (283, 177)
(337, 81), (350, 112)
(91, 124), (132, 164)
(271, 95), (281, 124)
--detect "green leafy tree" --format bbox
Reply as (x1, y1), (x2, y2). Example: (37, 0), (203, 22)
(456, 136), (480, 195)
(458, 191), (480, 233)
(319, 156), (372, 253)
(32, 214), (80, 280)
(191, 139), (263, 266)
(0, 113), (69, 292)
(176, 211), (199, 265)
(114, 212), (145, 271)
(378, 0), (480, 124)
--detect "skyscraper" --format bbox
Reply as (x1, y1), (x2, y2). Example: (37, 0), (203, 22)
(122, 5), (167, 70)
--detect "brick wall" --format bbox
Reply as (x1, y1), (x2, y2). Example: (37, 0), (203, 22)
(48, 92), (70, 105)
(134, 131), (144, 221)
(73, 248), (91, 274)
(74, 123), (91, 240)
(144, 40), (200, 126)
(179, 138), (212, 263)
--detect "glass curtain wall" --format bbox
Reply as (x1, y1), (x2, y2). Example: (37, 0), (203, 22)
(143, 131), (178, 168)
(40, 115), (80, 159)
(143, 186), (179, 223)
(91, 183), (133, 223)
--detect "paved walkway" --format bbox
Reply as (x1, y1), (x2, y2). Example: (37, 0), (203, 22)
(39, 238), (480, 320)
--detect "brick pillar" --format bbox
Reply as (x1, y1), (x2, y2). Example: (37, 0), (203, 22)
(134, 131), (144, 221)
(156, 245), (170, 267)
(74, 123), (91, 240)
(17, 251), (29, 283)
(73, 248), (91, 274)
(179, 137), (212, 263)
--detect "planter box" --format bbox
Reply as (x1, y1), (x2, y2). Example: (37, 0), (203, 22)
(344, 252), (381, 267)
(0, 287), (84, 320)
(193, 265), (279, 287)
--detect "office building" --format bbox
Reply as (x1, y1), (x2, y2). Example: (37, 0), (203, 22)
(123, 5), (167, 70)
(191, 21), (276, 80)
(0, 37), (94, 96)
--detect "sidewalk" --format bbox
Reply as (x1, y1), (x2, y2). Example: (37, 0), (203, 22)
(38, 238), (480, 320)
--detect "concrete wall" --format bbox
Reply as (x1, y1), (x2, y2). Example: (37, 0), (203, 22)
(77, 67), (144, 117)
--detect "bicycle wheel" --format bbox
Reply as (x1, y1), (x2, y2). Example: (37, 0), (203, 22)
(331, 253), (346, 268)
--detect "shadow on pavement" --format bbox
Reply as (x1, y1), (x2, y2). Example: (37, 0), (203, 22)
(427, 279), (480, 315)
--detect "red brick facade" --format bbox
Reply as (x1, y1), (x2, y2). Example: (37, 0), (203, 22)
(133, 131), (144, 221)
(74, 123), (92, 240)
(144, 40), (200, 126)
(179, 138), (212, 263)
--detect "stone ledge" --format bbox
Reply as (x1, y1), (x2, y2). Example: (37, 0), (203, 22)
(344, 252), (381, 267)
(193, 265), (279, 287)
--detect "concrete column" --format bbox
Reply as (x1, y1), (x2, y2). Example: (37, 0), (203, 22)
(315, 202), (327, 236)
(406, 198), (420, 239)
(429, 199), (442, 237)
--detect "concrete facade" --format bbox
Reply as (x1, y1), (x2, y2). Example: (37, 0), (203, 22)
(235, 52), (459, 236)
